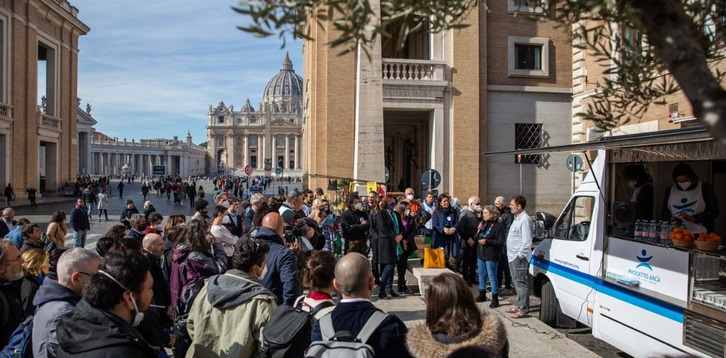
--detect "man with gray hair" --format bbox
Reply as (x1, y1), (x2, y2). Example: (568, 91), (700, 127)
(32, 248), (101, 358)
(124, 214), (146, 242)
(279, 191), (303, 225)
(0, 207), (17, 238)
(458, 196), (481, 286)
(244, 192), (265, 231)
(310, 253), (409, 357)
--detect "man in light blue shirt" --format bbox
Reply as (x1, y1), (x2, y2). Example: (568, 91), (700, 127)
(506, 195), (533, 318)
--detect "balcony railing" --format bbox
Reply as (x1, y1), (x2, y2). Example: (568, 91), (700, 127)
(0, 103), (11, 119)
(38, 114), (62, 130)
(382, 59), (445, 81)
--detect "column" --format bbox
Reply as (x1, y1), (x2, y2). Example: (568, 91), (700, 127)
(296, 136), (301, 170)
(258, 135), (263, 169)
(241, 135), (247, 167)
(284, 134), (290, 170)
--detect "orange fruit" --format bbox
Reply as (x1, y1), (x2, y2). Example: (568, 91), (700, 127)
(675, 233), (684, 240)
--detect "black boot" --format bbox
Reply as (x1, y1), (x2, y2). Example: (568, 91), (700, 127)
(476, 291), (487, 302)
(489, 294), (499, 308)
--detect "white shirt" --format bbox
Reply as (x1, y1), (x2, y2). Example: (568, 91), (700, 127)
(507, 210), (533, 263)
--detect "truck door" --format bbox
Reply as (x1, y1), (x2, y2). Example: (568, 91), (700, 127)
(548, 194), (597, 324)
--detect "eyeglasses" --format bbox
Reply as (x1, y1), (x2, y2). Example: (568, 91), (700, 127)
(77, 272), (93, 277)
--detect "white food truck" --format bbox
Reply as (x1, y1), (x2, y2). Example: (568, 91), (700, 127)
(499, 126), (726, 357)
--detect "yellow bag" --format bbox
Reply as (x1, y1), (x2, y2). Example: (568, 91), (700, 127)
(423, 248), (445, 268)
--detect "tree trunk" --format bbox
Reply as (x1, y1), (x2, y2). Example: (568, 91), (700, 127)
(632, 0), (726, 146)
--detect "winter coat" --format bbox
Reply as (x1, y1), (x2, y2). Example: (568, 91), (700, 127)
(374, 209), (402, 265)
(69, 205), (90, 231)
(46, 222), (67, 248)
(97, 192), (109, 210)
(32, 278), (82, 358)
(20, 275), (43, 316)
(405, 308), (508, 358)
(169, 242), (227, 309)
(119, 206), (140, 229)
(56, 299), (159, 358)
(20, 237), (44, 254)
(340, 209), (370, 241)
(432, 207), (460, 248)
(477, 221), (505, 262)
(256, 227), (300, 305)
(187, 270), (277, 357)
(0, 278), (24, 347)
(142, 206), (156, 221)
(311, 301), (411, 358)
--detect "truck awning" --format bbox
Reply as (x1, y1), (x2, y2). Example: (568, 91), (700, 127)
(482, 126), (716, 159)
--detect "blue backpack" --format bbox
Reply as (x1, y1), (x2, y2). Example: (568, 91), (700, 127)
(0, 315), (33, 358)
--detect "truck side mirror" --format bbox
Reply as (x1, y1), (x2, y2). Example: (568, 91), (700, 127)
(534, 212), (556, 241)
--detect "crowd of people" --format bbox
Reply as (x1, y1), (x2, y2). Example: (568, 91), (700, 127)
(0, 181), (537, 358)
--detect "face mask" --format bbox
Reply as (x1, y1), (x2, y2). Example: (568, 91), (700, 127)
(98, 270), (144, 326)
(354, 203), (363, 211)
(222, 201), (230, 209)
(406, 194), (414, 201)
(628, 181), (637, 189)
(474, 205), (482, 212)
(155, 225), (164, 232)
(678, 181), (692, 191)
(258, 264), (268, 280)
(405, 209), (410, 217)
(129, 293), (145, 327)
(139, 224), (148, 231)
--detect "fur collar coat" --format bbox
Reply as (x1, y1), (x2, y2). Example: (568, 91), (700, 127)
(406, 309), (508, 358)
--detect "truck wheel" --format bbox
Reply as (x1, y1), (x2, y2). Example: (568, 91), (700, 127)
(539, 280), (558, 326)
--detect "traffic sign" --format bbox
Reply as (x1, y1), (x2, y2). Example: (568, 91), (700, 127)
(421, 169), (441, 189)
(566, 154), (584, 172)
(244, 165), (254, 176)
(275, 167), (283, 175)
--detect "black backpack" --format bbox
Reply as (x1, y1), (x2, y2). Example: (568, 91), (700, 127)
(260, 299), (335, 358)
(172, 264), (206, 358)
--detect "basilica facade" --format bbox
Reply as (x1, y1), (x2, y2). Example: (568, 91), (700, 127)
(206, 54), (303, 177)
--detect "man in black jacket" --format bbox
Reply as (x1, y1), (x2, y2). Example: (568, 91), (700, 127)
(495, 196), (514, 294)
(120, 200), (140, 230)
(340, 192), (369, 255)
(458, 196), (481, 286)
(56, 250), (158, 357)
(0, 239), (25, 347)
(142, 233), (173, 347)
(310, 253), (410, 358)
(70, 198), (91, 248)
(223, 198), (244, 237)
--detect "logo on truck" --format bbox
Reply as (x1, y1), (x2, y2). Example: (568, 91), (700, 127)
(635, 249), (653, 271)
(628, 249), (661, 284)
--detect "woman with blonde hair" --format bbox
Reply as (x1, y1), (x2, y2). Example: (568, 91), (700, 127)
(20, 248), (50, 316)
(46, 211), (68, 248)
(406, 273), (508, 358)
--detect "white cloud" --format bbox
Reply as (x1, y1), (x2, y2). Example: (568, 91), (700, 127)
(72, 0), (303, 144)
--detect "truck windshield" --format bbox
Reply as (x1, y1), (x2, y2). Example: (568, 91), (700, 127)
(553, 196), (595, 241)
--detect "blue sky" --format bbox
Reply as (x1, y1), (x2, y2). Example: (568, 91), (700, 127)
(71, 0), (302, 145)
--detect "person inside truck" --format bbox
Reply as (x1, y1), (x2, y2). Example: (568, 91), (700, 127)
(661, 162), (720, 233)
(622, 164), (654, 220)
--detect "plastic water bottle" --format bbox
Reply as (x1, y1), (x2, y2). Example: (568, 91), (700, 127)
(659, 221), (670, 245)
(634, 220), (642, 241)
(648, 220), (660, 244)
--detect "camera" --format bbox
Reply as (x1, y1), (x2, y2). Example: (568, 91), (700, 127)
(283, 225), (306, 243)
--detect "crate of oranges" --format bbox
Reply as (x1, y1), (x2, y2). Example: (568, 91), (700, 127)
(695, 232), (722, 251)
(671, 228), (696, 248)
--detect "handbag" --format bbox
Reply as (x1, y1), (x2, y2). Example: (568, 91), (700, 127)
(423, 248), (445, 268)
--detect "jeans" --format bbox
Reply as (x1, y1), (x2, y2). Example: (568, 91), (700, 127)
(87, 205), (93, 219)
(509, 256), (530, 313)
(477, 259), (499, 294)
(379, 263), (394, 295)
(73, 230), (87, 248)
(497, 249), (513, 288)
